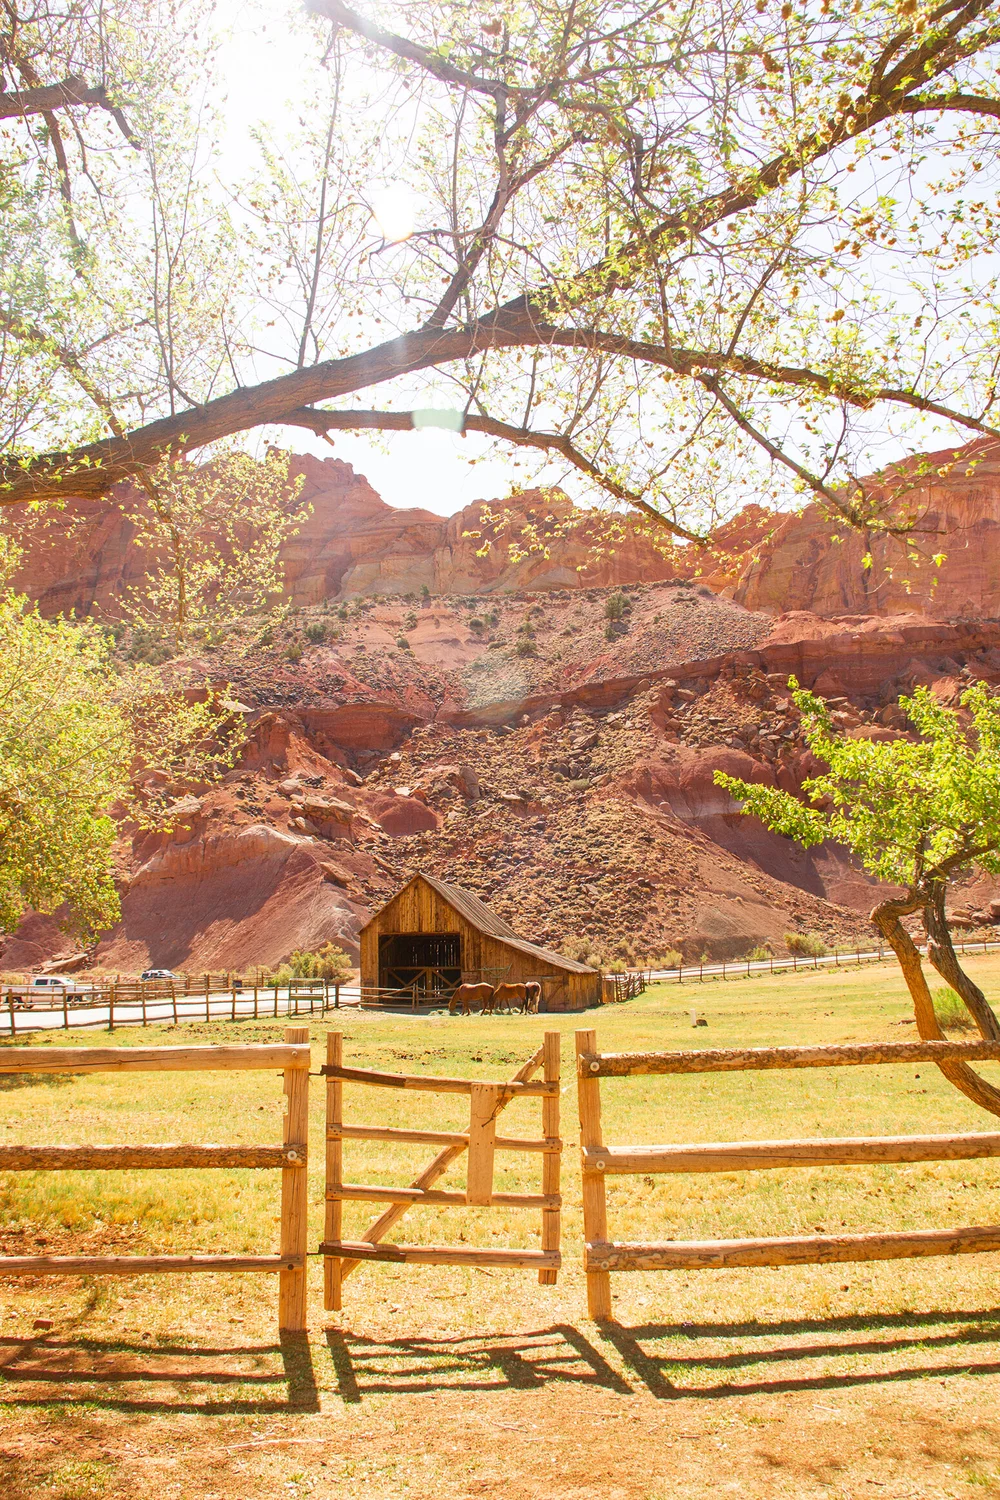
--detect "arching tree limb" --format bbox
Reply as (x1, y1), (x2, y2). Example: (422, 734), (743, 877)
(871, 896), (1000, 1115)
(924, 880), (1000, 1040)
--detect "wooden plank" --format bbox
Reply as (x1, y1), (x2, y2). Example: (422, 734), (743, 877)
(539, 1030), (561, 1286)
(279, 1026), (310, 1332)
(327, 1124), (559, 1152)
(586, 1224), (1000, 1271)
(580, 1039), (1000, 1077)
(0, 1043), (310, 1076)
(320, 1240), (560, 1269)
(325, 1031), (343, 1313)
(0, 1253), (300, 1275)
(576, 1029), (612, 1320)
(467, 1084), (498, 1205)
(337, 1042), (546, 1283)
(321, 1063), (555, 1096)
(581, 1132), (1000, 1175)
(326, 1184), (558, 1207)
(0, 1144), (299, 1171)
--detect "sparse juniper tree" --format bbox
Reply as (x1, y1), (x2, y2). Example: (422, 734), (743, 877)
(715, 680), (1000, 1117)
(5, 0), (1000, 578)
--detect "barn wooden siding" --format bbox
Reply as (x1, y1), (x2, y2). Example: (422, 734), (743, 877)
(359, 874), (601, 1013)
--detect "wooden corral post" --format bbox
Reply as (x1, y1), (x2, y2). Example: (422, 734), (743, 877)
(467, 1084), (499, 1205)
(324, 1031), (343, 1312)
(539, 1030), (561, 1286)
(576, 1029), (612, 1320)
(279, 1024), (310, 1331)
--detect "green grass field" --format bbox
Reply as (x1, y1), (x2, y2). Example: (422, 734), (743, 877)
(3, 956), (1000, 1499)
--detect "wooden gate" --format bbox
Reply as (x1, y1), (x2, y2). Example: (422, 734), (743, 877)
(320, 1031), (562, 1308)
(576, 1028), (1000, 1321)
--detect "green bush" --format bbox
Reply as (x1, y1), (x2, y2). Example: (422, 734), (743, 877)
(127, 626), (173, 665)
(404, 611), (418, 630)
(396, 635), (412, 651)
(304, 620), (327, 643)
(785, 930), (828, 957)
(648, 949), (684, 970)
(604, 591), (628, 621)
(284, 642), (303, 663)
(274, 942), (354, 983)
(469, 617), (485, 633)
(560, 934), (603, 969)
(932, 986), (978, 1033)
(746, 944), (773, 962)
(514, 638), (536, 657)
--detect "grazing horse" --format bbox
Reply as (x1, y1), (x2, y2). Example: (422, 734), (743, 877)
(448, 982), (494, 1016)
(492, 981), (542, 1014)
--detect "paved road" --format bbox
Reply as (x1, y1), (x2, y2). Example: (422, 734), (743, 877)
(646, 939), (1000, 985)
(2, 987), (361, 1037)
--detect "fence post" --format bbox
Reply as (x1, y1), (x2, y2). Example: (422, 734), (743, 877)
(8, 990), (15, 1036)
(539, 1031), (561, 1286)
(576, 1029), (612, 1320)
(279, 1024), (310, 1331)
(141, 988), (147, 1027)
(171, 985), (178, 1025)
(253, 984), (259, 1020)
(324, 1030), (343, 1312)
(109, 986), (115, 1032)
(62, 990), (69, 1029)
(231, 985), (236, 1023)
(335, 983), (340, 1011)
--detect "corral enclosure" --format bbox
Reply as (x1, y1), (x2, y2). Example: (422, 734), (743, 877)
(359, 871), (602, 1010)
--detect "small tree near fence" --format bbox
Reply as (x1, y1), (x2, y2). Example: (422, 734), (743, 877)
(715, 680), (1000, 1119)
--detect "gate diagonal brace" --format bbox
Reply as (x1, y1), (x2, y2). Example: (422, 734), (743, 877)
(320, 1033), (562, 1308)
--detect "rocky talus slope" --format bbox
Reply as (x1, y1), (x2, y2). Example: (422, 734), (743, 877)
(7, 579), (1000, 974)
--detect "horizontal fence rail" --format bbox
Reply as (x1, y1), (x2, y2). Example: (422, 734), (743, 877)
(575, 1029), (1000, 1321)
(321, 1031), (563, 1308)
(0, 1030), (310, 1331)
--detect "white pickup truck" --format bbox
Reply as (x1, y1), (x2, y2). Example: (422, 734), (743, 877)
(6, 975), (95, 1010)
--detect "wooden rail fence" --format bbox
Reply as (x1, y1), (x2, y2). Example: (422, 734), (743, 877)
(575, 1028), (1000, 1320)
(0, 1027), (311, 1331)
(320, 1031), (563, 1308)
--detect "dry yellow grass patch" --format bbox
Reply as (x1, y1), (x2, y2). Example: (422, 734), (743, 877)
(2, 958), (1000, 1497)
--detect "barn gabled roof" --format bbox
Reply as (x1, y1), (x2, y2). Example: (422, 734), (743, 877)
(362, 871), (598, 975)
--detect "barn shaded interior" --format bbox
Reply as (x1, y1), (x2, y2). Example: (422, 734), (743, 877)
(378, 932), (462, 996)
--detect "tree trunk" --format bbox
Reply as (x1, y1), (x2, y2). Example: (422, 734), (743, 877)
(924, 880), (1000, 1041)
(871, 896), (1000, 1118)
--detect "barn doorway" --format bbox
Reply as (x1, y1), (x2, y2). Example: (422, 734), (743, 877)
(378, 933), (462, 1000)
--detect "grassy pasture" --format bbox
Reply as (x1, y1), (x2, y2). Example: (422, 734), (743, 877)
(2, 957), (1000, 1497)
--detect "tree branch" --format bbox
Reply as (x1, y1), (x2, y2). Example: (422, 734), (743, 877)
(279, 403), (706, 542)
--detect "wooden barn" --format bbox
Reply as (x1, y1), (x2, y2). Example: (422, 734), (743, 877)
(359, 872), (602, 1012)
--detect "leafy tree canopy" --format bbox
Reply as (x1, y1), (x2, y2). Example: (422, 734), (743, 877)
(716, 678), (1000, 1115)
(0, 544), (243, 938)
(3, 0), (1000, 561)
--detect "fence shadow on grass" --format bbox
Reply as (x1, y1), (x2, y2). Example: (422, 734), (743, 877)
(0, 1328), (319, 1415)
(599, 1306), (1000, 1401)
(324, 1322), (631, 1402)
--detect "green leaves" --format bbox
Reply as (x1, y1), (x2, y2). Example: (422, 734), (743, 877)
(715, 678), (1000, 890)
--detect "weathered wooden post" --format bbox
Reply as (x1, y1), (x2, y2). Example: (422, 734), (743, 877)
(324, 1031), (343, 1312)
(539, 1030), (561, 1286)
(576, 1029), (611, 1320)
(279, 1024), (310, 1331)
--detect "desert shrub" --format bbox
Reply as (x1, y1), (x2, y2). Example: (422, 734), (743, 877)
(648, 949), (684, 970)
(469, 617), (485, 633)
(277, 942), (354, 982)
(933, 986), (978, 1033)
(127, 625), (174, 665)
(337, 604), (349, 620)
(404, 611), (418, 629)
(421, 583), (431, 598)
(514, 638), (536, 657)
(604, 591), (629, 622)
(560, 934), (603, 969)
(785, 930), (828, 957)
(746, 944), (773, 962)
(485, 609), (500, 627)
(304, 620), (327, 643)
(284, 642), (303, 663)
(396, 635), (412, 651)
(607, 958), (627, 973)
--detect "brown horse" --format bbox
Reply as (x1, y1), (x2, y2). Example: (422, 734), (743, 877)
(492, 981), (542, 1014)
(448, 982), (494, 1016)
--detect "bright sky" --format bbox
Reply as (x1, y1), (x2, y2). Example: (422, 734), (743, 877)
(216, 0), (562, 518)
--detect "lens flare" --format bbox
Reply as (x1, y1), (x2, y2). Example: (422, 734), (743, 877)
(370, 186), (416, 242)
